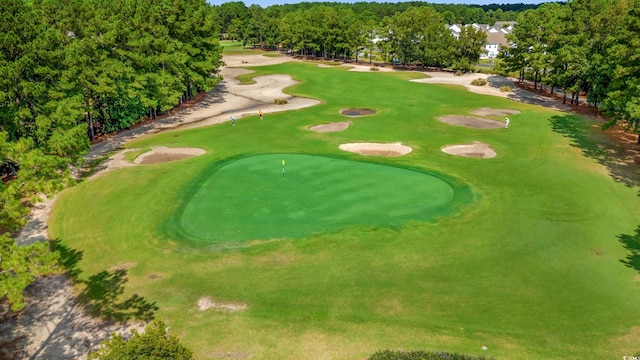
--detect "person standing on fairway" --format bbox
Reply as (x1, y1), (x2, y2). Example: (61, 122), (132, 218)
(231, 116), (236, 126)
(259, 110), (263, 120)
(505, 117), (510, 128)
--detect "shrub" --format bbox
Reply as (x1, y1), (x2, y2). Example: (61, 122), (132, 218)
(500, 85), (512, 92)
(471, 78), (487, 86)
(88, 320), (193, 360)
(274, 98), (288, 105)
(370, 67), (379, 71)
(454, 70), (463, 76)
(368, 349), (494, 360)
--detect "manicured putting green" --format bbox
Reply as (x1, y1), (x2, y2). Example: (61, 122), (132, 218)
(173, 154), (468, 245)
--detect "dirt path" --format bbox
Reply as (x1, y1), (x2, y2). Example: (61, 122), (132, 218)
(2, 53), (635, 360)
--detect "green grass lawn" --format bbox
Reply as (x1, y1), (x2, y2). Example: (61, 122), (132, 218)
(50, 62), (640, 359)
(169, 153), (469, 247)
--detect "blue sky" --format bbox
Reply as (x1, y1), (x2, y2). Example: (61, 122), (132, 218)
(207, 0), (550, 7)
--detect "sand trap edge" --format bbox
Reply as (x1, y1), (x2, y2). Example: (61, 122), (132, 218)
(441, 142), (497, 158)
(339, 142), (412, 156)
(134, 146), (207, 164)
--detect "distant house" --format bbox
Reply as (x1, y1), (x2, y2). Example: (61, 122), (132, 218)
(447, 24), (463, 39)
(446, 21), (515, 59)
(482, 21), (515, 58)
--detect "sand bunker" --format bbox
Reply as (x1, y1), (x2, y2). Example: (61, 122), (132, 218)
(470, 108), (521, 116)
(309, 122), (351, 132)
(340, 142), (412, 156)
(197, 296), (247, 312)
(438, 115), (504, 129)
(441, 142), (497, 158)
(340, 108), (377, 117)
(134, 146), (206, 165)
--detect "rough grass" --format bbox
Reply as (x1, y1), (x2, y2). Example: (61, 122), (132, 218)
(50, 62), (640, 360)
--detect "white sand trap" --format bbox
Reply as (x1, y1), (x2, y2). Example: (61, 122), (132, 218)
(197, 296), (247, 312)
(438, 115), (505, 129)
(340, 142), (412, 156)
(134, 146), (206, 165)
(470, 108), (521, 116)
(441, 142), (497, 158)
(310, 122), (351, 132)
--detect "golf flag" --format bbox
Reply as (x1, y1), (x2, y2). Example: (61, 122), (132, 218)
(282, 159), (285, 166)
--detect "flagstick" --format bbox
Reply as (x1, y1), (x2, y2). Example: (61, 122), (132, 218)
(282, 159), (285, 177)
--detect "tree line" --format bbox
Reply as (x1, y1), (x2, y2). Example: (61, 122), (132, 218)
(215, 0), (533, 40)
(502, 0), (640, 142)
(221, 3), (496, 69)
(1, 0), (222, 311)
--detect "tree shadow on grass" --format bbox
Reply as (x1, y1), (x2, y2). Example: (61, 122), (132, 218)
(79, 269), (157, 322)
(549, 114), (640, 188)
(619, 225), (640, 272)
(1, 240), (157, 360)
(52, 239), (158, 321)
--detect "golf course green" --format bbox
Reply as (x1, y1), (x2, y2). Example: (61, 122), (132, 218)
(173, 153), (468, 246)
(49, 60), (640, 359)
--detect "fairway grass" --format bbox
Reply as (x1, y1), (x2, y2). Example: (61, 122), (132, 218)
(50, 62), (640, 359)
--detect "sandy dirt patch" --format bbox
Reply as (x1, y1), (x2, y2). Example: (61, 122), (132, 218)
(197, 297), (247, 312)
(317, 62), (395, 72)
(344, 63), (396, 72)
(339, 108), (377, 117)
(441, 142), (497, 158)
(134, 146), (206, 165)
(309, 122), (351, 132)
(470, 108), (521, 116)
(438, 115), (505, 129)
(0, 275), (145, 360)
(177, 64), (321, 130)
(411, 72), (571, 111)
(340, 142), (413, 156)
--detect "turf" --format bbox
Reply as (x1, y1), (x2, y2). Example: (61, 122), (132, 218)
(49, 61), (640, 360)
(171, 154), (469, 246)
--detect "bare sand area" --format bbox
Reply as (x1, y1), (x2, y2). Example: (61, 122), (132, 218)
(438, 115), (505, 129)
(470, 108), (521, 116)
(134, 147), (206, 165)
(442, 142), (497, 158)
(340, 142), (413, 156)
(310, 122), (351, 132)
(411, 71), (571, 111)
